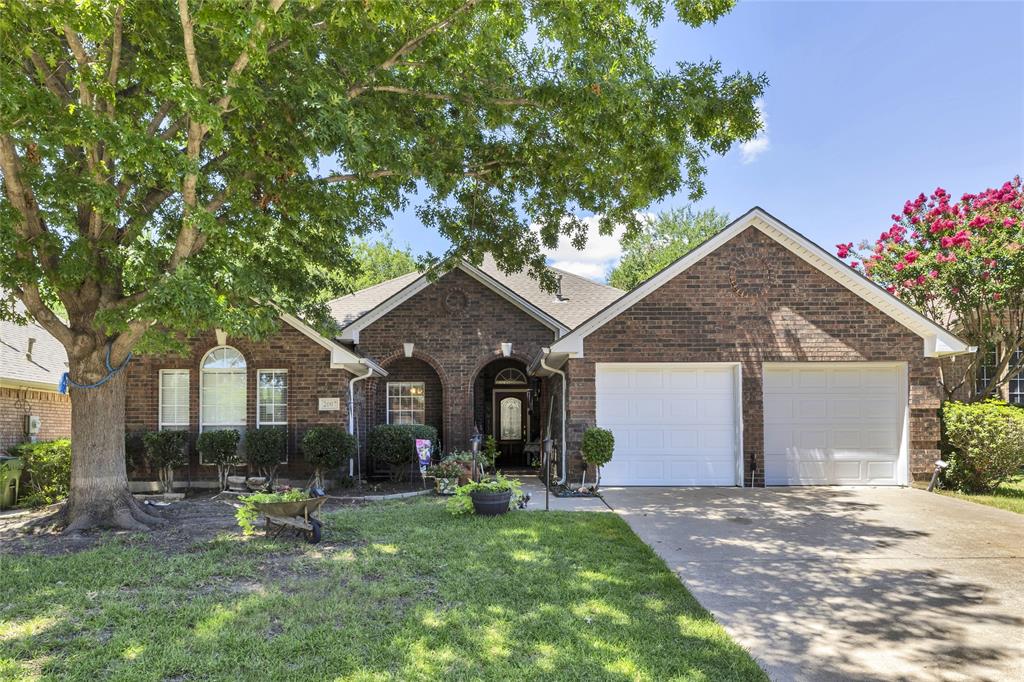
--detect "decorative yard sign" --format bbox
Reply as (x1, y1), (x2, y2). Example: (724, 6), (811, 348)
(318, 397), (340, 412)
(416, 439), (432, 484)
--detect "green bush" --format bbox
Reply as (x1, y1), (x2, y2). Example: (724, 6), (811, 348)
(368, 424), (438, 478)
(10, 439), (71, 507)
(302, 426), (356, 488)
(196, 429), (241, 489)
(942, 400), (1024, 493)
(581, 427), (615, 467)
(142, 431), (187, 493)
(246, 426), (287, 483)
(124, 431), (148, 472)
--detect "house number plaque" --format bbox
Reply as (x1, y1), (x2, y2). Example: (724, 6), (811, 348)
(318, 397), (341, 412)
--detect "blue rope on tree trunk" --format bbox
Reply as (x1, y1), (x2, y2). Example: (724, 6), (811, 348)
(59, 344), (132, 394)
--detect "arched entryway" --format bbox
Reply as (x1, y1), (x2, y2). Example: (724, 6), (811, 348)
(472, 357), (541, 469)
(366, 354), (445, 474)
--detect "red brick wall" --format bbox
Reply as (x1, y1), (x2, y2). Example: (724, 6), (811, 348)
(123, 324), (356, 480)
(0, 387), (71, 452)
(565, 226), (944, 485)
(366, 356), (444, 439)
(356, 268), (557, 452)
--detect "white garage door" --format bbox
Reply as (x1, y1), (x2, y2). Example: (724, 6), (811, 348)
(596, 363), (739, 486)
(763, 363), (907, 486)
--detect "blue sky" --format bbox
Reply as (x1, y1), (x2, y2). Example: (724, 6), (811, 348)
(380, 0), (1024, 282)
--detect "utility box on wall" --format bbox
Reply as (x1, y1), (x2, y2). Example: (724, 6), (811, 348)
(24, 415), (41, 436)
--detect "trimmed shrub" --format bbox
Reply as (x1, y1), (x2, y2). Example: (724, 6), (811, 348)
(196, 429), (242, 489)
(124, 431), (148, 472)
(302, 426), (356, 488)
(368, 424), (438, 480)
(942, 400), (1024, 493)
(581, 426), (615, 488)
(246, 426), (287, 484)
(142, 430), (187, 493)
(10, 439), (71, 507)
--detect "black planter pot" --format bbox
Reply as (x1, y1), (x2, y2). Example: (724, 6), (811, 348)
(470, 489), (512, 516)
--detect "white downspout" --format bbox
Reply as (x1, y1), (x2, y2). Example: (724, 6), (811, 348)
(348, 363), (374, 479)
(539, 348), (568, 485)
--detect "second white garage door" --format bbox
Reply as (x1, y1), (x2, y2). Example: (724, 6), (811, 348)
(763, 363), (907, 486)
(596, 363), (739, 486)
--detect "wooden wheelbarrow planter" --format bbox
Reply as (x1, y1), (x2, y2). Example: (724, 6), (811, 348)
(253, 497), (327, 543)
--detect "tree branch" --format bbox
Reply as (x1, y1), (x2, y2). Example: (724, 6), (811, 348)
(62, 25), (92, 109)
(213, 0), (287, 113)
(107, 6), (123, 90)
(347, 0), (481, 98)
(27, 53), (72, 103)
(357, 85), (533, 107)
(11, 284), (75, 348)
(0, 135), (60, 275)
(176, 0), (203, 88)
(322, 160), (503, 184)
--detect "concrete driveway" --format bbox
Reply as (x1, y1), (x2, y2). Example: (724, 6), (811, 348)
(602, 486), (1024, 682)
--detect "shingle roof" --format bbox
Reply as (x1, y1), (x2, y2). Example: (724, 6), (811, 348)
(325, 257), (624, 331)
(0, 300), (68, 390)
(476, 255), (624, 329)
(327, 271), (422, 327)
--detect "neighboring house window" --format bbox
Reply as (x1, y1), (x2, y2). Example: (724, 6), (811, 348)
(387, 382), (425, 425)
(1010, 348), (1024, 406)
(257, 370), (288, 426)
(975, 346), (998, 395)
(200, 346), (247, 439)
(159, 370), (189, 431)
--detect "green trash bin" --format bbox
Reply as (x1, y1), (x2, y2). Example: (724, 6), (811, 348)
(0, 454), (23, 509)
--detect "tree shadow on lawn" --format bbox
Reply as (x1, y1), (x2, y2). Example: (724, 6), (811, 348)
(0, 498), (766, 681)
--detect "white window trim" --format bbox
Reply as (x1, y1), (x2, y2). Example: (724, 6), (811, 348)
(386, 381), (426, 425)
(199, 346), (248, 440)
(158, 369), (190, 431)
(256, 369), (288, 428)
(1009, 349), (1024, 406)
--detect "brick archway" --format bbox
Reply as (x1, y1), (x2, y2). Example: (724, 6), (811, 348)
(374, 348), (451, 450)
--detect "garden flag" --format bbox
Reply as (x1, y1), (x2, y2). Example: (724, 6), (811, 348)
(416, 439), (432, 480)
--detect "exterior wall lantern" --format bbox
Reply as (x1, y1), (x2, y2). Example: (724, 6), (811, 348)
(500, 342), (512, 358)
(403, 342), (414, 358)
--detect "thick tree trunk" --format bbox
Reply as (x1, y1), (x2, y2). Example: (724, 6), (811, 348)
(60, 350), (164, 532)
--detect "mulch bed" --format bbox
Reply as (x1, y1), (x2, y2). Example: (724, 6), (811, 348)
(0, 491), (360, 558)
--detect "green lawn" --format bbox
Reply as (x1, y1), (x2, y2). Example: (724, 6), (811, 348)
(0, 498), (765, 681)
(932, 475), (1024, 515)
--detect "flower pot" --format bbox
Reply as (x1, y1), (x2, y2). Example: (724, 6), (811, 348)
(470, 489), (512, 516)
(246, 476), (268, 491)
(434, 477), (459, 496)
(226, 475), (248, 492)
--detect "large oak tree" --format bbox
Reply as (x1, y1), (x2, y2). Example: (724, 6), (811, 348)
(0, 0), (765, 530)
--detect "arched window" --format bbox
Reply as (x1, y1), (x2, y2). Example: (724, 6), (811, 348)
(494, 367), (528, 385)
(200, 346), (247, 436)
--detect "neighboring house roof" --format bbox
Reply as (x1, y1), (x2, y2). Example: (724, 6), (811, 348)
(327, 256), (623, 339)
(548, 207), (973, 360)
(0, 301), (69, 392)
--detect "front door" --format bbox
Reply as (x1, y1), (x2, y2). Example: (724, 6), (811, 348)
(493, 390), (527, 467)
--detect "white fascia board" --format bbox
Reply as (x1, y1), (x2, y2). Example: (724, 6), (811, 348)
(551, 207), (972, 358)
(337, 274), (431, 343)
(0, 377), (63, 393)
(455, 263), (570, 336)
(279, 311), (387, 376)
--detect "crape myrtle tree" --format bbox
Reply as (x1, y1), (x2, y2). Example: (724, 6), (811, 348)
(0, 0), (765, 531)
(836, 178), (1024, 400)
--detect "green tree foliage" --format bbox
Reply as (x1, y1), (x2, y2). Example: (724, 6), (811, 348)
(942, 400), (1024, 494)
(608, 207), (730, 289)
(314, 233), (418, 300)
(0, 1), (764, 528)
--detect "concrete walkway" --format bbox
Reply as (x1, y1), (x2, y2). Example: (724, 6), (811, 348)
(600, 486), (1024, 682)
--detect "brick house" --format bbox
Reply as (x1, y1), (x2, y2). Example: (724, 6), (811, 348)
(0, 301), (72, 452)
(122, 207), (973, 486)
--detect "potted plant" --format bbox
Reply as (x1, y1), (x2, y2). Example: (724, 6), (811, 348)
(581, 426), (615, 490)
(479, 435), (499, 474)
(246, 425), (287, 488)
(426, 457), (464, 495)
(301, 425), (356, 490)
(142, 430), (187, 493)
(446, 473), (523, 516)
(197, 429), (242, 490)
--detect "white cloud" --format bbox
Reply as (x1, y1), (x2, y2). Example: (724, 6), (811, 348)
(739, 99), (770, 164)
(537, 215), (627, 283)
